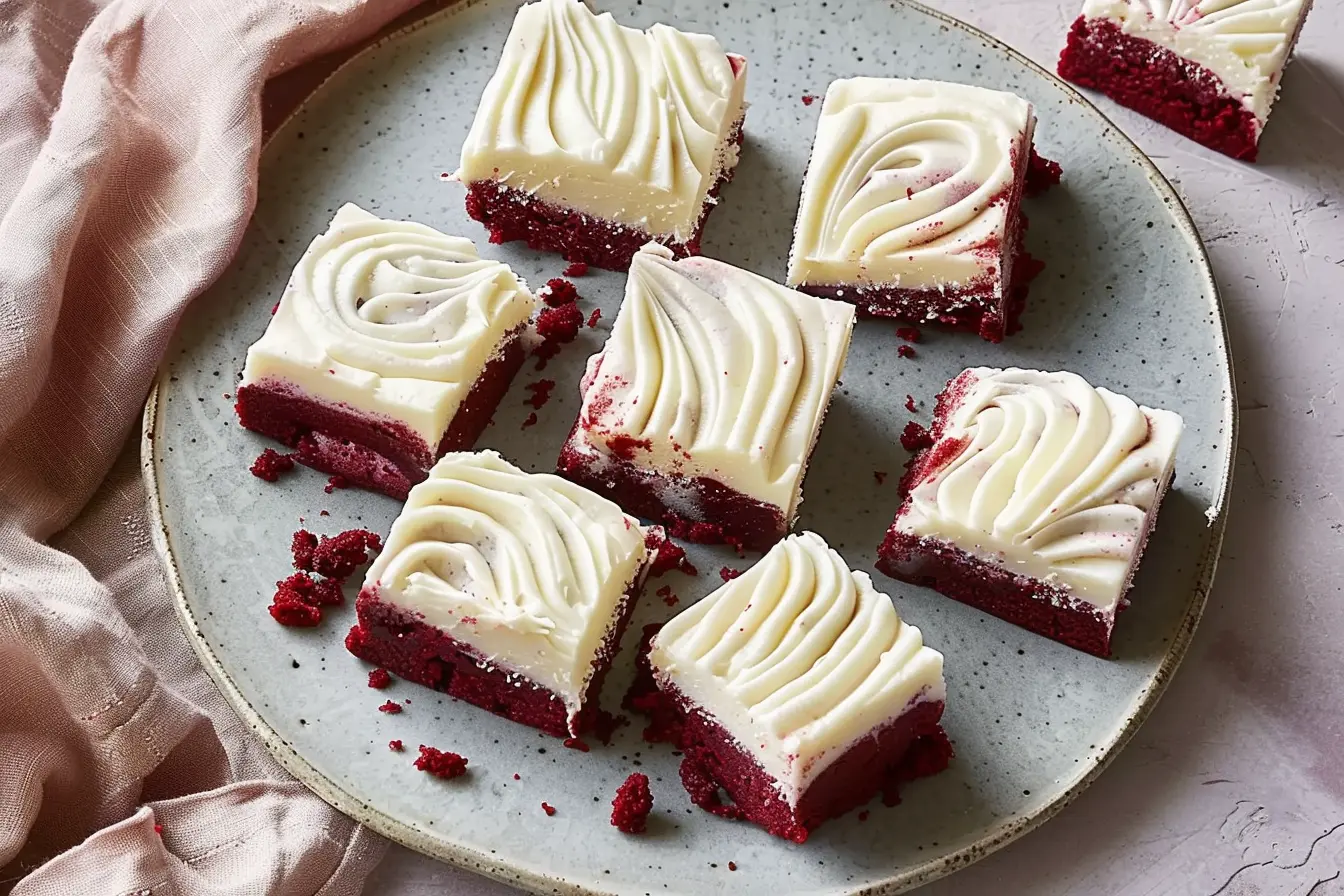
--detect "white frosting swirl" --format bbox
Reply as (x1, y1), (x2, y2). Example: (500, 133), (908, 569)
(1079, 0), (1309, 122)
(240, 204), (535, 446)
(897, 368), (1183, 610)
(366, 450), (649, 728)
(788, 78), (1033, 292)
(569, 243), (854, 514)
(457, 0), (748, 240)
(650, 531), (945, 805)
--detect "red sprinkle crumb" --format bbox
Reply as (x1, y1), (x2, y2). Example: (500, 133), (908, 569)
(874, 471), (887, 485)
(563, 737), (591, 753)
(368, 668), (392, 689)
(719, 566), (741, 582)
(858, 810), (870, 822)
(536, 301), (584, 343)
(541, 277), (579, 307)
(541, 802), (557, 817)
(611, 773), (654, 834)
(312, 529), (382, 581)
(896, 326), (921, 343)
(389, 739), (404, 752)
(563, 261), (589, 277)
(801, 94), (818, 106)
(324, 474), (348, 494)
(154, 823), (163, 835)
(378, 700), (403, 714)
(415, 745), (468, 779)
(291, 530), (318, 571)
(524, 379), (556, 410)
(521, 412), (539, 429)
(656, 585), (678, 607)
(897, 344), (917, 359)
(728, 862), (738, 871)
(250, 448), (295, 482)
(905, 394), (918, 413)
(587, 308), (602, 328)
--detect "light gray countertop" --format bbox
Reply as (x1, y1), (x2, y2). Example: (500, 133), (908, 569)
(365, 1), (1344, 892)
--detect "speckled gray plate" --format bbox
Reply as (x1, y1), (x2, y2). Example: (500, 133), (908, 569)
(141, 1), (1235, 892)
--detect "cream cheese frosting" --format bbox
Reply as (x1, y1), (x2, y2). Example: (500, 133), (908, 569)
(650, 531), (945, 806)
(896, 368), (1183, 611)
(240, 204), (536, 448)
(787, 78), (1033, 293)
(1078, 0), (1310, 124)
(569, 243), (854, 515)
(365, 450), (649, 729)
(457, 0), (748, 241)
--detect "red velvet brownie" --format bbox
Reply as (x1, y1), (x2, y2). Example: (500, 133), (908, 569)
(876, 368), (1183, 658)
(345, 450), (657, 738)
(1059, 0), (1312, 162)
(557, 243), (855, 552)
(236, 204), (536, 500)
(787, 79), (1037, 343)
(649, 532), (948, 842)
(456, 0), (748, 272)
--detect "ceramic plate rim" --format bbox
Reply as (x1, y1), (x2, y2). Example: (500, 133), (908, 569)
(140, 2), (1237, 892)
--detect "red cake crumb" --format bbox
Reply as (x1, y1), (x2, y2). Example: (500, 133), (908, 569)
(324, 474), (348, 494)
(540, 277), (580, 307)
(312, 529), (381, 581)
(269, 593), (321, 627)
(905, 394), (918, 413)
(647, 533), (698, 577)
(389, 739), (404, 752)
(728, 862), (738, 871)
(415, 745), (469, 779)
(378, 700), (403, 714)
(524, 379), (556, 409)
(611, 773), (654, 834)
(319, 510), (329, 517)
(586, 308), (602, 329)
(895, 326), (921, 343)
(719, 566), (741, 582)
(271, 302), (280, 315)
(1025, 149), (1063, 197)
(541, 802), (557, 817)
(521, 412), (539, 429)
(563, 736), (591, 753)
(607, 433), (653, 460)
(897, 345), (916, 359)
(513, 773), (521, 780)
(657, 585), (679, 607)
(291, 530), (318, 570)
(900, 421), (933, 453)
(801, 94), (817, 106)
(277, 572), (344, 607)
(563, 261), (589, 277)
(368, 668), (392, 689)
(154, 823), (163, 835)
(250, 448), (296, 482)
(874, 471), (887, 485)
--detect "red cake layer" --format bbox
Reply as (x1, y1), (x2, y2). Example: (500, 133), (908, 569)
(797, 157), (1031, 344)
(663, 681), (948, 842)
(235, 331), (525, 500)
(344, 564), (647, 738)
(1058, 16), (1262, 161)
(464, 116), (746, 272)
(556, 429), (789, 553)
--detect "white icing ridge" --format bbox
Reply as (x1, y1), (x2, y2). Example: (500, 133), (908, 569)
(240, 204), (536, 447)
(650, 531), (946, 806)
(457, 0), (748, 241)
(787, 78), (1033, 294)
(569, 243), (854, 515)
(365, 450), (649, 731)
(896, 368), (1184, 611)
(1079, 0), (1311, 123)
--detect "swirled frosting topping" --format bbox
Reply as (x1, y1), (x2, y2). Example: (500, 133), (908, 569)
(240, 204), (535, 446)
(366, 450), (649, 724)
(650, 531), (945, 803)
(897, 368), (1184, 609)
(1079, 0), (1309, 121)
(788, 78), (1033, 291)
(571, 243), (854, 513)
(457, 0), (748, 240)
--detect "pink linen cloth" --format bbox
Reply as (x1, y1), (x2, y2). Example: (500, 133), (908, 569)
(0, 0), (424, 892)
